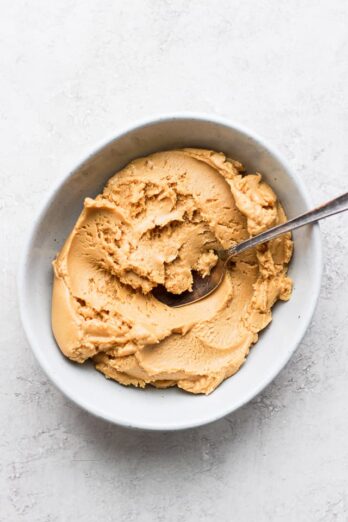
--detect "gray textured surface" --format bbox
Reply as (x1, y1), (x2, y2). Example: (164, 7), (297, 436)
(1, 1), (348, 520)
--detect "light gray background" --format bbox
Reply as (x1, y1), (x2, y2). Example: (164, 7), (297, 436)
(1, 1), (348, 521)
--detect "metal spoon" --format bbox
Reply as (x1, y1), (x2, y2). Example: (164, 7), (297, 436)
(153, 191), (348, 307)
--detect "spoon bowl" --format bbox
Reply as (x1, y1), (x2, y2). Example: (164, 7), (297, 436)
(153, 258), (226, 307)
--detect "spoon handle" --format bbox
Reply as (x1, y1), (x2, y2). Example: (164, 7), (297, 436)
(222, 191), (348, 261)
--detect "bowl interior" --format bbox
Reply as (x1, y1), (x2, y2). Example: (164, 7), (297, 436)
(19, 116), (322, 430)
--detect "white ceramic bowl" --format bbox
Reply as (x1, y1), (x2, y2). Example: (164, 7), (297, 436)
(18, 114), (322, 431)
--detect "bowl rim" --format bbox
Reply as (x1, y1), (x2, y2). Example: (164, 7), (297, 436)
(18, 112), (323, 431)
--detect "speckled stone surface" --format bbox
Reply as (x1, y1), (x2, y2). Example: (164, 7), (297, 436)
(1, 1), (348, 520)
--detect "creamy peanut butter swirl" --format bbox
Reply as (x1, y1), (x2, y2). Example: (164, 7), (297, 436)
(52, 149), (292, 394)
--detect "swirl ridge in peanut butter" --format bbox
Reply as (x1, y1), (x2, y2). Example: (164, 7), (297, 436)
(52, 149), (293, 394)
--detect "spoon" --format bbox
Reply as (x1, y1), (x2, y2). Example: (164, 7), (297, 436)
(153, 191), (348, 307)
